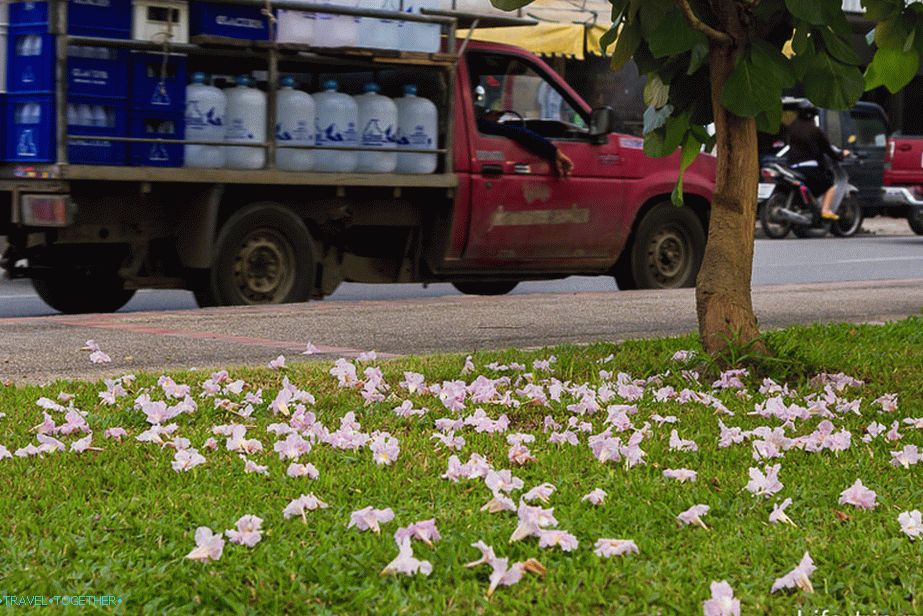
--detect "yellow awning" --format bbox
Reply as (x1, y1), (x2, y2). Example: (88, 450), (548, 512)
(458, 22), (611, 60)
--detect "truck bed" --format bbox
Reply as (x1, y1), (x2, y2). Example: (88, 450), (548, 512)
(885, 136), (923, 186)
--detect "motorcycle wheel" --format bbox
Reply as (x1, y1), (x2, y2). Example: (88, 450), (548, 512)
(759, 193), (792, 239)
(792, 223), (831, 238)
(830, 198), (863, 237)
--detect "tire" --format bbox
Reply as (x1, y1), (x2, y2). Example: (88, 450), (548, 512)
(196, 204), (314, 307)
(452, 281), (519, 296)
(830, 198), (863, 237)
(909, 208), (923, 235)
(31, 247), (135, 314)
(792, 223), (830, 239)
(629, 202), (705, 289)
(759, 193), (792, 239)
(611, 252), (637, 290)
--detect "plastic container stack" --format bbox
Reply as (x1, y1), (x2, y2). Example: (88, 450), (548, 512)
(129, 52), (187, 166)
(189, 1), (270, 40)
(312, 0), (360, 48)
(395, 84), (437, 174)
(313, 79), (357, 173)
(397, 0), (441, 53)
(275, 75), (314, 171)
(184, 71), (226, 168)
(4, 0), (132, 163)
(224, 74), (267, 169)
(357, 0), (399, 50)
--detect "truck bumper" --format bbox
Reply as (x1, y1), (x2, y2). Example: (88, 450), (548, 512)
(882, 186), (923, 225)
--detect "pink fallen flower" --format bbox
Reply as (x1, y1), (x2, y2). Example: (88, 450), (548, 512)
(890, 445), (920, 469)
(510, 503), (558, 542)
(485, 469), (524, 494)
(669, 429), (699, 453)
(369, 432), (400, 465)
(286, 462), (319, 479)
(186, 527), (224, 563)
(0, 445), (11, 460)
(874, 393), (898, 413)
(582, 488), (607, 506)
(663, 468), (697, 483)
(537, 530), (578, 552)
(703, 581), (740, 616)
(769, 498), (797, 526)
(70, 434), (101, 453)
(746, 464), (783, 498)
(268, 355), (286, 370)
(484, 557), (545, 597)
(594, 538), (638, 558)
(302, 342), (319, 355)
(172, 448), (206, 472)
(677, 504), (710, 529)
(394, 519), (440, 547)
(226, 515), (263, 547)
(381, 538), (432, 577)
(771, 551), (815, 593)
(465, 540), (498, 568)
(348, 506), (394, 533)
(283, 494), (329, 522)
(838, 479), (877, 510)
(203, 437), (218, 451)
(508, 443), (535, 465)
(82, 340), (111, 364)
(104, 427), (128, 441)
(522, 483), (556, 503)
(481, 491), (517, 514)
(274, 432), (311, 461)
(898, 510), (922, 540)
(242, 457), (268, 475)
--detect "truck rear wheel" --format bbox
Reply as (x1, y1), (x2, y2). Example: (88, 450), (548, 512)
(628, 203), (705, 289)
(31, 247), (136, 314)
(197, 204), (314, 307)
(908, 208), (923, 235)
(452, 281), (519, 296)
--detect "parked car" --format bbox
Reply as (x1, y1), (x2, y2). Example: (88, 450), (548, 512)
(881, 136), (923, 234)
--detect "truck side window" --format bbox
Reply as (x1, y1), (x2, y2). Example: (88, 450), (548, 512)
(467, 53), (588, 139)
(850, 112), (888, 148)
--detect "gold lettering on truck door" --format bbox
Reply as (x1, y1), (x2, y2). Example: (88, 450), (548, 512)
(521, 182), (551, 204)
(489, 204), (590, 229)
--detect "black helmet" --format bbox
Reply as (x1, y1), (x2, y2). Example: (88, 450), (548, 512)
(795, 98), (818, 119)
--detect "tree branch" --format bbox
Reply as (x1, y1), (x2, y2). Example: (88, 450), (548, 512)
(675, 0), (733, 45)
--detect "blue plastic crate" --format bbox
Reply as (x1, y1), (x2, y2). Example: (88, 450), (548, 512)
(67, 97), (128, 165)
(130, 52), (187, 111)
(68, 47), (130, 99)
(5, 94), (55, 162)
(189, 2), (271, 40)
(10, 0), (132, 38)
(6, 30), (55, 93)
(129, 111), (184, 166)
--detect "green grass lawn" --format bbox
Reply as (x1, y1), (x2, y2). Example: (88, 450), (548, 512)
(0, 318), (921, 614)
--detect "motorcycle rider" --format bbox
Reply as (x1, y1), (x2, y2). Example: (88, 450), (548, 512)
(785, 101), (845, 221)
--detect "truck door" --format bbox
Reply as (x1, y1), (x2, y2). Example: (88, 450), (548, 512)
(461, 51), (624, 265)
(845, 107), (889, 207)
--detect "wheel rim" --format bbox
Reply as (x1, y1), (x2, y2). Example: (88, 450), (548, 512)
(232, 228), (296, 303)
(646, 225), (689, 286)
(764, 196), (790, 236)
(836, 202), (860, 234)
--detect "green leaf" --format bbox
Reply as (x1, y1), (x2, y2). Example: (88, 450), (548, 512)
(488, 0), (534, 10)
(643, 74), (670, 109)
(638, 1), (670, 40)
(820, 27), (860, 66)
(643, 128), (666, 158)
(784, 0), (824, 24)
(720, 54), (782, 118)
(755, 97), (783, 134)
(791, 26), (814, 56)
(647, 8), (708, 58)
(643, 104), (673, 134)
(610, 22), (642, 71)
(609, 0), (628, 22)
(599, 25), (619, 55)
(751, 40), (795, 87)
(687, 43), (709, 75)
(864, 46), (920, 93)
(802, 53), (865, 108)
(861, 0), (904, 21)
(672, 133), (702, 206)
(875, 16), (911, 49)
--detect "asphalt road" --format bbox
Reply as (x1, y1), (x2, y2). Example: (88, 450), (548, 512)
(2, 233), (922, 318)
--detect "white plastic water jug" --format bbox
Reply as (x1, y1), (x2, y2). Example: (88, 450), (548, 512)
(395, 84), (437, 174)
(313, 79), (357, 173)
(313, 0), (359, 48)
(225, 75), (266, 170)
(397, 0), (440, 53)
(356, 82), (397, 173)
(357, 0), (399, 50)
(276, 75), (315, 171)
(276, 9), (315, 44)
(185, 72), (227, 168)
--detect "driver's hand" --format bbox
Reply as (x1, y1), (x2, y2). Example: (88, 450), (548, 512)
(842, 149), (851, 157)
(554, 150), (574, 177)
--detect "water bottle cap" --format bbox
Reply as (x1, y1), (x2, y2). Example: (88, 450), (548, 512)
(191, 72), (207, 84)
(280, 75), (296, 88)
(363, 82), (381, 94)
(236, 75), (251, 87)
(323, 79), (339, 91)
(403, 84), (417, 96)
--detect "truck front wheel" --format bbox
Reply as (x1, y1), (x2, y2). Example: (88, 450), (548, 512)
(30, 247), (136, 314)
(627, 203), (705, 289)
(196, 204), (314, 307)
(452, 281), (518, 296)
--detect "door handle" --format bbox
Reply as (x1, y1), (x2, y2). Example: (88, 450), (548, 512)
(481, 164), (503, 176)
(513, 163), (531, 175)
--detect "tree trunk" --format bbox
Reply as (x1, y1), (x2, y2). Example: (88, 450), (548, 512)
(695, 36), (765, 355)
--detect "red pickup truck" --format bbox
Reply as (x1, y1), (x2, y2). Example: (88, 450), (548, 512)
(0, 29), (716, 313)
(881, 136), (923, 234)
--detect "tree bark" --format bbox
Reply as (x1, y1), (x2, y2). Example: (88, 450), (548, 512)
(694, 7), (765, 355)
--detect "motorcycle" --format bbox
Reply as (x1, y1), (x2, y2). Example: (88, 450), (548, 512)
(759, 152), (863, 239)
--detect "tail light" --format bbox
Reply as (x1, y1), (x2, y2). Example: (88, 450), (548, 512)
(886, 138), (895, 163)
(761, 168), (777, 180)
(20, 194), (73, 227)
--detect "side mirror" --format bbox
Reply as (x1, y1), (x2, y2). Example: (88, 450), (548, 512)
(589, 106), (616, 142)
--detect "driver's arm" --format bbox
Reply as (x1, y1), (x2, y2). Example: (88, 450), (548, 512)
(476, 117), (559, 165)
